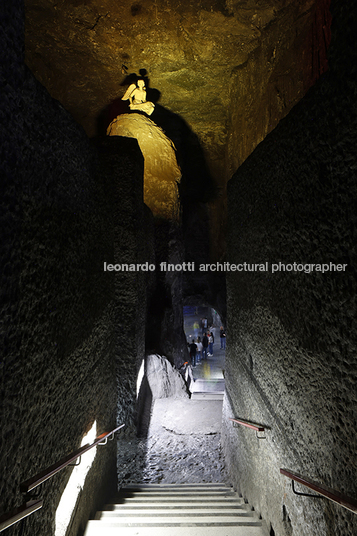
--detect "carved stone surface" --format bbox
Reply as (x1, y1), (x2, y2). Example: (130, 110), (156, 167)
(223, 1), (357, 534)
(107, 113), (181, 219)
(23, 0), (331, 269)
(24, 0), (331, 214)
(145, 354), (189, 400)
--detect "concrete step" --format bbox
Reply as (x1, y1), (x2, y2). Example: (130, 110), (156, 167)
(84, 483), (266, 536)
(111, 498), (244, 505)
(191, 379), (225, 392)
(98, 508), (247, 516)
(84, 524), (265, 536)
(190, 392), (224, 400)
(121, 483), (228, 489)
(103, 502), (245, 511)
(92, 514), (258, 525)
(116, 489), (237, 497)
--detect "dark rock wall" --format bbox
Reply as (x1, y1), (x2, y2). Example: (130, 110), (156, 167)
(223, 1), (357, 535)
(0, 4), (149, 535)
(226, 0), (332, 176)
(24, 0), (331, 266)
(96, 137), (152, 436)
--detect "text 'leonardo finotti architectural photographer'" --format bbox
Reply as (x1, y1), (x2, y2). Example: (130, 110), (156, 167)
(103, 262), (348, 273)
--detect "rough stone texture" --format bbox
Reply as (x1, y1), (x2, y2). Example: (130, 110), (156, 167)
(24, 0), (331, 261)
(95, 136), (154, 438)
(145, 219), (190, 369)
(24, 0), (329, 176)
(107, 113), (181, 219)
(145, 354), (189, 399)
(0, 6), (151, 536)
(226, 0), (332, 175)
(222, 1), (357, 535)
(117, 398), (228, 486)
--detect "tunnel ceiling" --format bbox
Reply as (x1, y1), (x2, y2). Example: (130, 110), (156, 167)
(24, 0), (329, 183)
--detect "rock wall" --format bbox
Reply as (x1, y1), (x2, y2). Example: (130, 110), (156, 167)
(222, 1), (357, 536)
(226, 0), (332, 175)
(145, 354), (189, 400)
(24, 0), (329, 183)
(0, 4), (150, 535)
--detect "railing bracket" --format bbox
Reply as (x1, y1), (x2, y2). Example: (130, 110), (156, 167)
(281, 468), (357, 513)
(2, 424), (125, 533)
(69, 456), (81, 467)
(291, 480), (323, 498)
(99, 431), (116, 445)
(256, 431), (266, 440)
(231, 418), (266, 438)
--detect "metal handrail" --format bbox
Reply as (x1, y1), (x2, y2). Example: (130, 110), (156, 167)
(0, 424), (125, 533)
(21, 424), (125, 493)
(229, 417), (266, 439)
(280, 469), (357, 514)
(0, 501), (43, 533)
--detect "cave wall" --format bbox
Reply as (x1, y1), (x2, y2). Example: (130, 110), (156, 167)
(24, 0), (329, 184)
(226, 0), (332, 176)
(24, 0), (332, 264)
(0, 3), (150, 534)
(222, 1), (357, 536)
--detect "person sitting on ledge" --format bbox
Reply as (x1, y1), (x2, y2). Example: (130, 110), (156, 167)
(121, 78), (155, 116)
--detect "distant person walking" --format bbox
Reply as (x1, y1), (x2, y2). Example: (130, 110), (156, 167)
(189, 339), (198, 367)
(208, 331), (214, 356)
(193, 321), (199, 338)
(196, 337), (203, 362)
(202, 333), (208, 360)
(201, 317), (208, 335)
(220, 326), (226, 349)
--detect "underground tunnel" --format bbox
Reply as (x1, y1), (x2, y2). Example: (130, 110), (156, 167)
(1, 0), (357, 535)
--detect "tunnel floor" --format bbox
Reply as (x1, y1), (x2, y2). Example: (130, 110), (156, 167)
(117, 324), (228, 488)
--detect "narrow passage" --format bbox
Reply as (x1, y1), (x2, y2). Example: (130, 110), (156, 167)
(117, 315), (227, 486)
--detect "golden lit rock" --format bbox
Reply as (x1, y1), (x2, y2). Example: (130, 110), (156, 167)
(107, 113), (181, 220)
(24, 0), (331, 244)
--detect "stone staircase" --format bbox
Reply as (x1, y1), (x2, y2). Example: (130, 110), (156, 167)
(190, 378), (225, 400)
(84, 483), (266, 535)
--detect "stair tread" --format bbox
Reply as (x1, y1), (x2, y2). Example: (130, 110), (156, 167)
(122, 483), (229, 488)
(111, 499), (244, 505)
(94, 516), (257, 523)
(101, 507), (246, 514)
(84, 523), (266, 535)
(190, 394), (224, 399)
(84, 483), (265, 536)
(96, 510), (254, 521)
(87, 519), (261, 526)
(105, 503), (245, 510)
(116, 491), (237, 497)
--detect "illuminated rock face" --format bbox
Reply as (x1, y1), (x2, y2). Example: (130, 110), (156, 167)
(107, 113), (181, 219)
(24, 0), (331, 252)
(24, 0), (331, 182)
